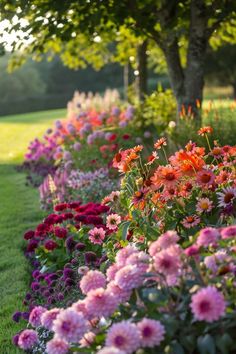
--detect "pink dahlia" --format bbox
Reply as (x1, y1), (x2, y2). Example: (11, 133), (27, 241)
(149, 231), (179, 256)
(115, 264), (144, 290)
(115, 245), (138, 267)
(85, 288), (117, 318)
(52, 309), (87, 342)
(18, 329), (38, 350)
(197, 227), (220, 247)
(190, 286), (226, 322)
(107, 281), (132, 303)
(153, 246), (181, 277)
(46, 338), (69, 354)
(137, 318), (165, 348)
(106, 214), (121, 230)
(41, 308), (61, 330)
(88, 227), (106, 245)
(105, 321), (140, 354)
(71, 300), (90, 319)
(97, 347), (125, 354)
(80, 270), (106, 295)
(29, 306), (46, 327)
(221, 225), (236, 239)
(126, 251), (150, 273)
(106, 264), (120, 281)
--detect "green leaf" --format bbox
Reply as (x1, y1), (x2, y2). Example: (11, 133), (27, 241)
(170, 341), (185, 354)
(197, 334), (216, 354)
(216, 333), (233, 354)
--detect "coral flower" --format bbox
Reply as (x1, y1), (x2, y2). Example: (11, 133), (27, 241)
(154, 137), (167, 149)
(196, 198), (213, 213)
(106, 214), (121, 230)
(182, 215), (200, 228)
(105, 321), (140, 354)
(151, 165), (181, 189)
(190, 286), (226, 322)
(196, 169), (215, 187)
(88, 227), (106, 245)
(198, 126), (213, 136)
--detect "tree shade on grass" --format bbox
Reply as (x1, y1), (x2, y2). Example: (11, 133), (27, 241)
(0, 109), (65, 353)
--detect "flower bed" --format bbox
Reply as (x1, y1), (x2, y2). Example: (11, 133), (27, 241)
(13, 124), (236, 354)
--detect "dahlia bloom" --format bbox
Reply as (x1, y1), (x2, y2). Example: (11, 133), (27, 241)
(105, 321), (140, 354)
(149, 231), (179, 256)
(41, 308), (61, 330)
(107, 281), (132, 303)
(190, 286), (226, 322)
(221, 225), (236, 239)
(80, 270), (106, 295)
(126, 251), (150, 273)
(115, 264), (144, 290)
(88, 227), (106, 245)
(106, 214), (121, 230)
(137, 318), (165, 348)
(46, 337), (69, 354)
(52, 309), (87, 342)
(85, 288), (117, 318)
(197, 227), (220, 247)
(29, 306), (46, 327)
(115, 245), (138, 267)
(18, 329), (38, 350)
(153, 246), (181, 277)
(106, 264), (120, 281)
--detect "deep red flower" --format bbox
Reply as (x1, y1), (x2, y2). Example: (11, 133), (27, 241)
(24, 230), (35, 240)
(68, 201), (81, 209)
(27, 239), (39, 252)
(54, 227), (67, 239)
(108, 133), (117, 142)
(44, 240), (58, 251)
(54, 203), (68, 212)
(122, 134), (130, 140)
(86, 215), (103, 225)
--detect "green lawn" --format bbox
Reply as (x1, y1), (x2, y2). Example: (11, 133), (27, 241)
(0, 109), (66, 353)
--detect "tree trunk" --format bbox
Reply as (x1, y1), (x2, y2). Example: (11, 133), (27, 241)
(136, 39), (148, 101)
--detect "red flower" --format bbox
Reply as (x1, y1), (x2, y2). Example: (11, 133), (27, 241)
(122, 134), (130, 140)
(24, 230), (35, 240)
(44, 240), (58, 251)
(108, 133), (117, 142)
(54, 203), (68, 212)
(197, 126), (213, 136)
(54, 227), (67, 239)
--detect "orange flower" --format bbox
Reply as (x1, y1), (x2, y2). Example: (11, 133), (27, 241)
(151, 165), (181, 189)
(198, 126), (213, 136)
(170, 151), (205, 175)
(154, 137), (167, 150)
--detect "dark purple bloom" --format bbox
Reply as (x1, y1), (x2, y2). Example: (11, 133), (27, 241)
(12, 311), (21, 323)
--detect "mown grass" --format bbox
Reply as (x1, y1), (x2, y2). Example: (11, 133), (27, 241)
(0, 108), (66, 353)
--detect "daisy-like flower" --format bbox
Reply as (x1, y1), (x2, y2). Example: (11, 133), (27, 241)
(146, 151), (159, 165)
(105, 321), (140, 354)
(52, 309), (87, 342)
(151, 165), (181, 189)
(198, 126), (213, 136)
(80, 270), (106, 295)
(217, 186), (236, 207)
(211, 146), (224, 159)
(88, 227), (106, 245)
(18, 330), (38, 350)
(197, 227), (220, 247)
(46, 338), (69, 354)
(154, 137), (167, 149)
(190, 286), (226, 322)
(196, 169), (215, 188)
(110, 191), (121, 202)
(106, 214), (121, 230)
(85, 288), (117, 318)
(153, 246), (181, 277)
(137, 318), (165, 348)
(41, 308), (61, 330)
(196, 198), (213, 213)
(132, 188), (148, 210)
(182, 215), (200, 229)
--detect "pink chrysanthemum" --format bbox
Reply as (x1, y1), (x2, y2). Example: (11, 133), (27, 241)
(46, 338), (69, 354)
(115, 264), (144, 290)
(190, 286), (226, 322)
(18, 329), (38, 350)
(126, 251), (150, 273)
(217, 187), (236, 207)
(105, 321), (140, 354)
(196, 169), (215, 187)
(52, 309), (87, 342)
(29, 306), (46, 327)
(106, 214), (121, 230)
(115, 245), (138, 267)
(71, 300), (90, 319)
(107, 281), (132, 303)
(182, 215), (200, 229)
(137, 318), (165, 348)
(106, 264), (120, 281)
(197, 227), (220, 247)
(88, 227), (106, 245)
(221, 225), (236, 239)
(85, 288), (117, 318)
(196, 198), (213, 213)
(41, 308), (61, 330)
(80, 270), (106, 295)
(97, 347), (126, 354)
(153, 246), (181, 277)
(149, 231), (179, 256)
